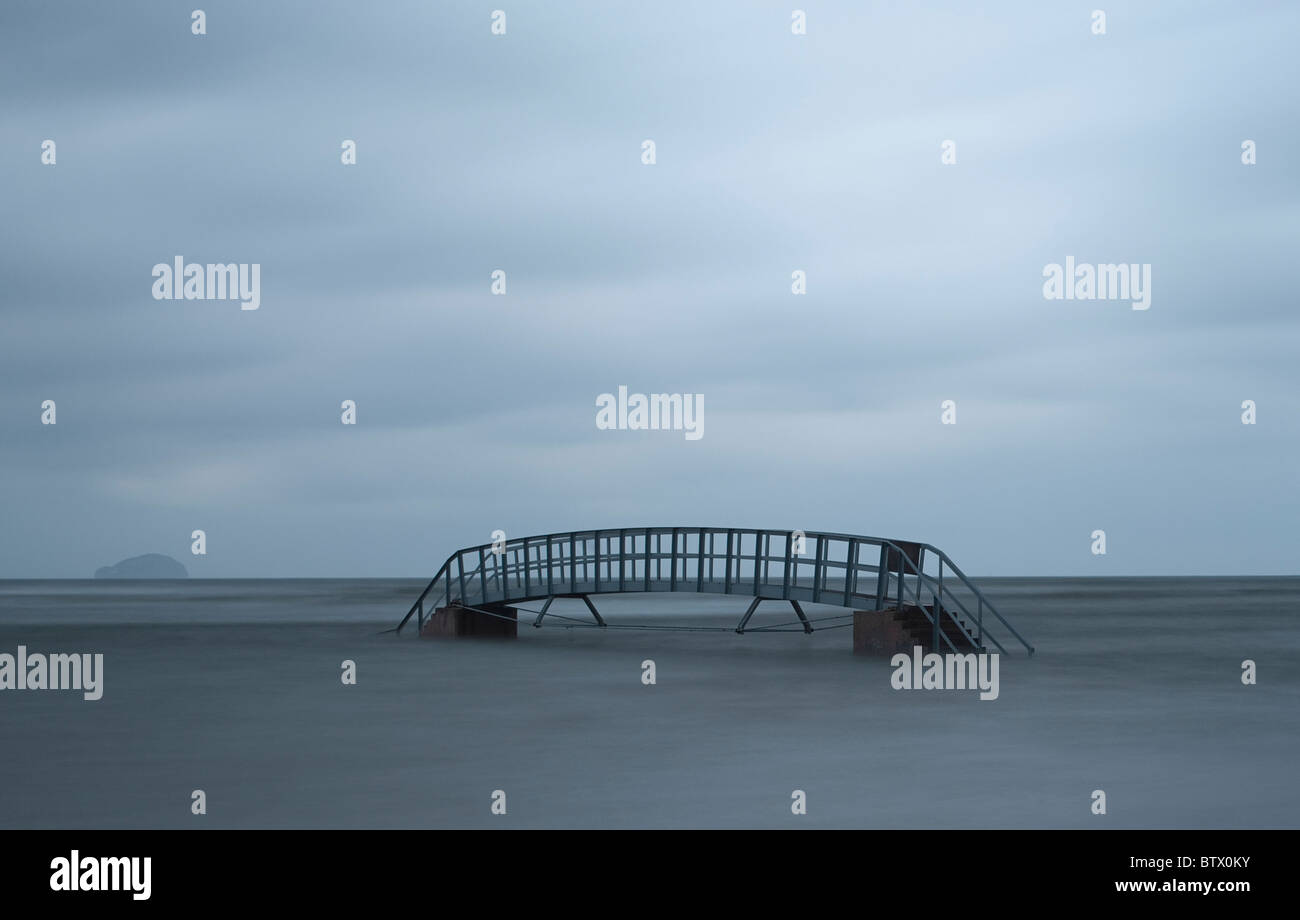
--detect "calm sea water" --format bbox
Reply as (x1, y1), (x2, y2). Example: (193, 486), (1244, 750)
(1, 577), (1297, 828)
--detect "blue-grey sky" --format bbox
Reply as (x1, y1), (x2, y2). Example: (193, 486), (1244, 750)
(2, 1), (1298, 577)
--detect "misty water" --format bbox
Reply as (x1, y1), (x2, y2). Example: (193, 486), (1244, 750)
(1, 578), (1297, 828)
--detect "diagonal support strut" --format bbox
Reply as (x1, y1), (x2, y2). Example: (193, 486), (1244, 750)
(789, 599), (813, 634)
(735, 597), (762, 634)
(736, 598), (815, 634)
(580, 594), (607, 627)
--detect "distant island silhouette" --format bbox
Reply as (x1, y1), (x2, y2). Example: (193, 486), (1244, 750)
(94, 553), (188, 579)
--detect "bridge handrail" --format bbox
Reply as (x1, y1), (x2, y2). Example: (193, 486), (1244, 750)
(907, 543), (1032, 655)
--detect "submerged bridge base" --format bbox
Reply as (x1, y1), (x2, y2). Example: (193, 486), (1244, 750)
(420, 602), (518, 639)
(853, 605), (983, 656)
(853, 609), (918, 656)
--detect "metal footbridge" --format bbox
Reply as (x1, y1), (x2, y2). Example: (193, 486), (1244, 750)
(395, 527), (1033, 655)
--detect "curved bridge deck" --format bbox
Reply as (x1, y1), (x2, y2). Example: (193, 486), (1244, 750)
(395, 527), (1033, 656)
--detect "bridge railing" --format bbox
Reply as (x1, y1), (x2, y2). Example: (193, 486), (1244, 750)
(395, 527), (1033, 656)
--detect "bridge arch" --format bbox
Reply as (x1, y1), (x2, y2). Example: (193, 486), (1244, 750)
(395, 527), (1033, 656)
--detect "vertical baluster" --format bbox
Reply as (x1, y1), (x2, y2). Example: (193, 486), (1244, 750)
(724, 530), (734, 593)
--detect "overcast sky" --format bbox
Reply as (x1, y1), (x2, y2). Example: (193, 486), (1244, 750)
(2, 1), (1298, 577)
